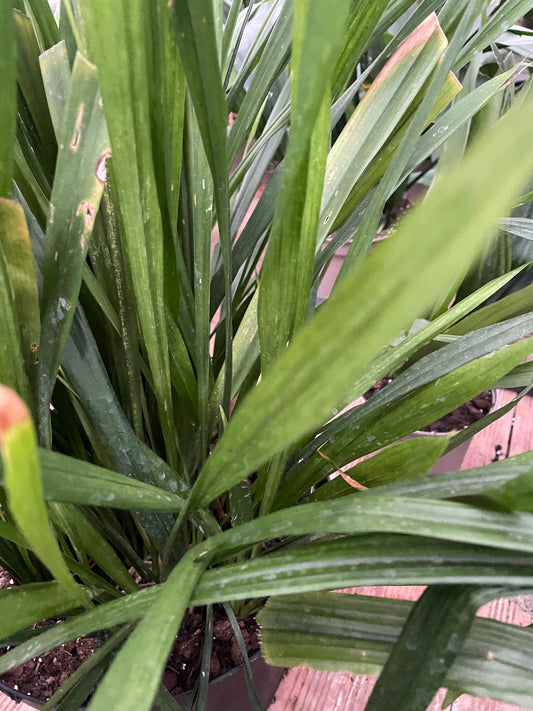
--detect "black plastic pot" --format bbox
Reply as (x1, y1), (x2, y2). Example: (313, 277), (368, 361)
(0, 651), (284, 710)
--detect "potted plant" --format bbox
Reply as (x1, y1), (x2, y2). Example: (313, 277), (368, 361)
(2, 1), (533, 710)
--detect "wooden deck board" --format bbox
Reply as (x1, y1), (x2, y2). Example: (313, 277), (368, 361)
(0, 697), (33, 711)
(1, 391), (532, 711)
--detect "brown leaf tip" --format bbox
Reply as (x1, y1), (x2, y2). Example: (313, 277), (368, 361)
(371, 13), (445, 95)
(0, 385), (30, 439)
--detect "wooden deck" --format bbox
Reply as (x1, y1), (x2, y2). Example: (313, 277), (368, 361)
(1, 391), (532, 711)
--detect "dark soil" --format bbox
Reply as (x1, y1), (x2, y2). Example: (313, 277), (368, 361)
(419, 390), (493, 433)
(164, 607), (260, 696)
(0, 633), (98, 703)
(0, 568), (259, 703)
(364, 378), (493, 432)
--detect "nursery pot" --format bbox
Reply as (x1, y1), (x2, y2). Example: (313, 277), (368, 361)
(0, 651), (284, 711)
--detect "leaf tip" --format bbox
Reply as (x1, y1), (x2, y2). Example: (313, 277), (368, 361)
(391, 12), (446, 67)
(0, 385), (30, 441)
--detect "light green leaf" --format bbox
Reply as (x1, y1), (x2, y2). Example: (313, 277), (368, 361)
(0, 385), (89, 607)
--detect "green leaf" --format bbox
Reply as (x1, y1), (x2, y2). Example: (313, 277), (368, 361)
(335, 3), (483, 279)
(22, 0), (59, 51)
(61, 310), (188, 508)
(86, 551), (208, 711)
(37, 51), (110, 446)
(333, 0), (390, 93)
(258, 0), (351, 366)
(318, 14), (450, 246)
(228, 2), (293, 164)
(501, 216), (533, 240)
(80, 0), (177, 466)
(0, 0), (17, 197)
(0, 519), (27, 548)
(0, 587), (159, 674)
(0, 385), (89, 607)
(41, 625), (132, 711)
(194, 534), (533, 603)
(258, 591), (533, 707)
(32, 449), (184, 511)
(256, 0), (351, 515)
(495, 360), (533, 389)
(13, 9), (57, 181)
(0, 198), (40, 408)
(86, 185), (146, 441)
(223, 602), (263, 711)
(308, 434), (451, 502)
(461, 465), (533, 515)
(329, 69), (462, 234)
(282, 308), (533, 506)
(39, 40), (72, 138)
(170, 0), (233, 413)
(303, 266), (526, 453)
(202, 492), (533, 567)
(407, 69), (517, 179)
(53, 505), (137, 594)
(3, 533), (533, 679)
(0, 581), (83, 640)
(365, 586), (479, 711)
(288, 335), (533, 501)
(373, 448), (533, 504)
(455, 0), (533, 70)
(189, 96), (533, 510)
(184, 101), (214, 461)
(0, 201), (31, 404)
